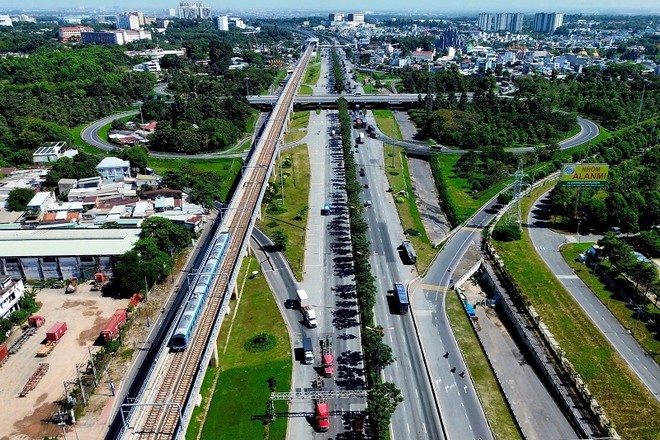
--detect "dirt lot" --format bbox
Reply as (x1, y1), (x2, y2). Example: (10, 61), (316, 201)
(0, 283), (126, 440)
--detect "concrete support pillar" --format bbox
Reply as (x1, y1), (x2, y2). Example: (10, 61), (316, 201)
(230, 280), (239, 300)
(209, 345), (219, 367)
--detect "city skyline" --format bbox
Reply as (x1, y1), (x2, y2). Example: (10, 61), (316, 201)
(1, 0), (659, 13)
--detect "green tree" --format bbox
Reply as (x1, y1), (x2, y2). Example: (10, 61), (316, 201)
(6, 187), (35, 211)
(140, 216), (192, 254)
(272, 230), (288, 251)
(368, 382), (404, 439)
(118, 145), (149, 172)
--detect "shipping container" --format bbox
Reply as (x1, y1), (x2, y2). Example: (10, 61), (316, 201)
(101, 309), (128, 342)
(0, 343), (8, 365)
(28, 315), (46, 328)
(46, 321), (67, 342)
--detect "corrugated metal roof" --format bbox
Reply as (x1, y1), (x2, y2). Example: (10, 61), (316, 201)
(0, 229), (140, 257)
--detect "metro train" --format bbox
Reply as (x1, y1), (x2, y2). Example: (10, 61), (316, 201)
(170, 232), (231, 352)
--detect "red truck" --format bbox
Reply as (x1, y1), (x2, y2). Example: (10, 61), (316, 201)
(316, 401), (330, 432)
(28, 315), (46, 328)
(46, 321), (67, 342)
(101, 309), (128, 342)
(320, 336), (334, 377)
(0, 343), (8, 366)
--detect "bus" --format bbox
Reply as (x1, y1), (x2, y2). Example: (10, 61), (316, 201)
(393, 283), (409, 315)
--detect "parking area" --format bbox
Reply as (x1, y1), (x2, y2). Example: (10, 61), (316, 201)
(0, 283), (125, 440)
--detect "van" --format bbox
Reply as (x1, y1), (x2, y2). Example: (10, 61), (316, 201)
(302, 337), (314, 364)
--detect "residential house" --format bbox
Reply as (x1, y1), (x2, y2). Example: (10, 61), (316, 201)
(0, 276), (25, 319)
(96, 157), (131, 183)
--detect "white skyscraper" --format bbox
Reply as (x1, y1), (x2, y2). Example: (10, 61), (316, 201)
(177, 2), (212, 19)
(216, 15), (229, 31)
(533, 12), (564, 33)
(117, 13), (141, 30)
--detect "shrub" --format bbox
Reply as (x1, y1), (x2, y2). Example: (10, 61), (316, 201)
(244, 332), (276, 352)
(492, 223), (522, 241)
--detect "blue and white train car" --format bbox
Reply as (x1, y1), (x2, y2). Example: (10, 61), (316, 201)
(170, 232), (231, 352)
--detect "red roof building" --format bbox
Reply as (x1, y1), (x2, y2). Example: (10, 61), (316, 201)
(58, 26), (93, 42)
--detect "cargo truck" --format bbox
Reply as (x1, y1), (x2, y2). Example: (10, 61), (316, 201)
(356, 133), (365, 144)
(320, 336), (334, 377)
(316, 401), (330, 431)
(297, 289), (317, 328)
(302, 337), (314, 364)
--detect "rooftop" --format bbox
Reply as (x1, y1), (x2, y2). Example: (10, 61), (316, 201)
(96, 157), (130, 169)
(0, 229), (141, 257)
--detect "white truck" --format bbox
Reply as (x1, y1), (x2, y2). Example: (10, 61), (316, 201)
(356, 132), (365, 144)
(297, 289), (318, 328)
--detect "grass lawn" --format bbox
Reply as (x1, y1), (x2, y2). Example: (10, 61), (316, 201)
(298, 84), (313, 95)
(244, 109), (259, 134)
(445, 291), (523, 440)
(303, 63), (321, 86)
(382, 145), (436, 273)
(146, 157), (242, 177)
(372, 109), (403, 141)
(432, 154), (507, 224)
(284, 111), (310, 144)
(187, 256), (292, 440)
(560, 244), (660, 360)
(257, 144), (311, 280)
(492, 184), (660, 440)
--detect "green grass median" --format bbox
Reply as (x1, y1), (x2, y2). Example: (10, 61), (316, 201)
(258, 144), (311, 280)
(187, 256), (292, 440)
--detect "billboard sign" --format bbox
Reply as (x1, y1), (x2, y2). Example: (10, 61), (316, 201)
(559, 163), (609, 187)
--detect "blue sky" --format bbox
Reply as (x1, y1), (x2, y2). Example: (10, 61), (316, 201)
(2, 0), (659, 13)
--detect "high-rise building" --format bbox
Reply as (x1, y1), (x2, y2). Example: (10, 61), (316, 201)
(348, 13), (364, 25)
(329, 13), (344, 22)
(533, 12), (564, 33)
(478, 12), (523, 33)
(177, 2), (211, 20)
(215, 15), (229, 31)
(117, 13), (141, 30)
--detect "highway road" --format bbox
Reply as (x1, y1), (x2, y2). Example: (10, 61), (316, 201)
(413, 211), (497, 440)
(357, 124), (445, 440)
(333, 49), (444, 440)
(528, 190), (660, 402)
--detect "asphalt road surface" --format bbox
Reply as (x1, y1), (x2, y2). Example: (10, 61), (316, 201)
(528, 190), (660, 402)
(357, 128), (445, 440)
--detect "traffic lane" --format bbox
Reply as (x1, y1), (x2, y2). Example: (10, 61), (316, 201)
(528, 198), (660, 400)
(411, 285), (491, 440)
(360, 140), (444, 440)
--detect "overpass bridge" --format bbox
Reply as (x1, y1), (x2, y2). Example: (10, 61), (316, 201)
(111, 41), (316, 440)
(248, 93), (432, 110)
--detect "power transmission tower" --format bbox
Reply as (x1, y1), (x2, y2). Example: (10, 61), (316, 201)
(505, 159), (529, 227)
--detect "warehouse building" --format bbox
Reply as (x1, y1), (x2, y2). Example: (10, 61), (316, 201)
(0, 229), (141, 281)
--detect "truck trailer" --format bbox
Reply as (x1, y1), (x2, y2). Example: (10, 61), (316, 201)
(297, 289), (317, 328)
(46, 321), (67, 342)
(302, 337), (314, 364)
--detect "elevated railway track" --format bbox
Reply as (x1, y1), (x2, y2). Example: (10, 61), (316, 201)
(117, 42), (315, 440)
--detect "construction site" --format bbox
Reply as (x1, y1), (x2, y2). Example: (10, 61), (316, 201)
(0, 279), (126, 440)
